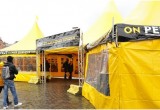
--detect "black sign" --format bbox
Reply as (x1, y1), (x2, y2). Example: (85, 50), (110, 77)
(0, 50), (36, 55)
(36, 29), (80, 50)
(109, 24), (160, 42)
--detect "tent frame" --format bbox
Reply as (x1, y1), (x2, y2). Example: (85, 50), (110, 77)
(36, 50), (47, 83)
(37, 29), (85, 86)
(78, 32), (84, 87)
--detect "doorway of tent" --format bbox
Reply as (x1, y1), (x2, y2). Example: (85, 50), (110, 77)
(39, 53), (79, 81)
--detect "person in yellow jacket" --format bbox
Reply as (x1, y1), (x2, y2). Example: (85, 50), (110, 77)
(0, 61), (4, 91)
(0, 60), (12, 106)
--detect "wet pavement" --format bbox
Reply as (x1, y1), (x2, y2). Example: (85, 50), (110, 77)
(0, 78), (95, 109)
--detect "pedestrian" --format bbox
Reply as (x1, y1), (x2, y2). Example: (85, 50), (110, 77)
(45, 59), (50, 72)
(63, 58), (69, 79)
(0, 60), (12, 106)
(0, 60), (4, 90)
(68, 60), (73, 80)
(3, 56), (22, 109)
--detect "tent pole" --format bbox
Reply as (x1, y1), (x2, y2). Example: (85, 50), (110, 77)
(112, 17), (114, 41)
(36, 50), (40, 79)
(78, 30), (84, 87)
(36, 50), (38, 77)
(112, 17), (118, 47)
(41, 50), (44, 83)
(40, 51), (42, 83)
(43, 51), (46, 83)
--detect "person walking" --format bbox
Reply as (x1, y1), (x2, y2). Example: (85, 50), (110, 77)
(63, 58), (69, 79)
(68, 60), (73, 80)
(3, 56), (22, 109)
(0, 60), (12, 106)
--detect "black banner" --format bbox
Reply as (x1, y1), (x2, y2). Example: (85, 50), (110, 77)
(0, 50), (36, 55)
(36, 29), (80, 50)
(110, 24), (160, 42)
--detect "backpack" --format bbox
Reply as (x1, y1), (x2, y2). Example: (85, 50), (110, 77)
(2, 66), (10, 79)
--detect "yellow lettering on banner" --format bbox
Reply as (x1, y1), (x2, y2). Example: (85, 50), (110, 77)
(124, 26), (132, 34)
(133, 27), (140, 33)
(124, 26), (140, 34)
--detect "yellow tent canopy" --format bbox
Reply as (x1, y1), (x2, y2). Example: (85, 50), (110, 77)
(83, 0), (122, 45)
(124, 0), (160, 25)
(45, 46), (79, 54)
(0, 21), (44, 54)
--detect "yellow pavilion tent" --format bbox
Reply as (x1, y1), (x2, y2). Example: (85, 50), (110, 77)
(82, 0), (160, 109)
(36, 29), (80, 79)
(0, 20), (44, 82)
(83, 23), (160, 109)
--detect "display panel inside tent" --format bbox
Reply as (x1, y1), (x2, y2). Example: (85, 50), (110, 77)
(0, 55), (36, 72)
(85, 49), (110, 96)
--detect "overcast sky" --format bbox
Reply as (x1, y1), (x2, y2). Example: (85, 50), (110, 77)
(0, 0), (139, 44)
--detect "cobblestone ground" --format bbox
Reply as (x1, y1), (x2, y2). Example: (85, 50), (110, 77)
(0, 78), (95, 109)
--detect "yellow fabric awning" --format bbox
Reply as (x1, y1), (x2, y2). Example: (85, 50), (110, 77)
(45, 46), (79, 54)
(0, 21), (44, 53)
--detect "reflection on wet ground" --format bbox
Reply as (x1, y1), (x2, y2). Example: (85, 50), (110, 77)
(0, 78), (95, 109)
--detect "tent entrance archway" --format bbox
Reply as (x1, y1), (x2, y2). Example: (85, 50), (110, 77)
(38, 51), (79, 83)
(36, 29), (84, 86)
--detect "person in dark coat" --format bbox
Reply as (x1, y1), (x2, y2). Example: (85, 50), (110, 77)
(3, 56), (22, 109)
(0, 61), (11, 106)
(45, 59), (50, 72)
(63, 58), (69, 79)
(68, 61), (73, 80)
